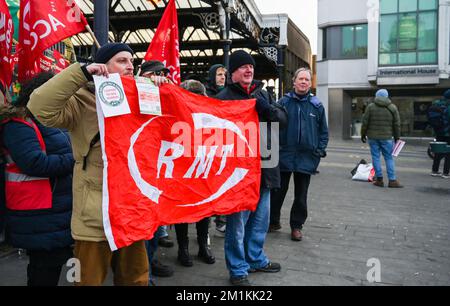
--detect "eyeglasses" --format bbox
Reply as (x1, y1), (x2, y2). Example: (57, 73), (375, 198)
(142, 70), (169, 77)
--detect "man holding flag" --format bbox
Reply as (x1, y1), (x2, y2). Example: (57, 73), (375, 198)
(216, 50), (288, 286)
(27, 43), (151, 286)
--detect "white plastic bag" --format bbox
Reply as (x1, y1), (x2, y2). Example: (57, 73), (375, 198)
(352, 163), (375, 182)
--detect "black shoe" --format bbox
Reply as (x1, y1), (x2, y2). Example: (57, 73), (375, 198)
(158, 236), (174, 248)
(268, 223), (281, 232)
(230, 275), (251, 286)
(198, 246), (215, 264)
(151, 259), (174, 277)
(248, 262), (281, 273)
(177, 247), (193, 267)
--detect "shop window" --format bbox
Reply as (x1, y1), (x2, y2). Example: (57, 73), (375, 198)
(323, 24), (368, 59)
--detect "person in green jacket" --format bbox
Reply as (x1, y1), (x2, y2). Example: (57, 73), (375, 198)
(361, 89), (403, 188)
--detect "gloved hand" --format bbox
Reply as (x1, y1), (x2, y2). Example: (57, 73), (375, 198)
(314, 149), (327, 158)
(254, 92), (271, 116)
(361, 136), (367, 143)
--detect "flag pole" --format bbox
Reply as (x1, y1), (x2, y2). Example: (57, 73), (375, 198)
(85, 25), (101, 48)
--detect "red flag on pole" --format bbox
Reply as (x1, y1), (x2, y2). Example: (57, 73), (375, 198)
(0, 0), (14, 88)
(97, 79), (261, 250)
(18, 0), (88, 81)
(144, 0), (181, 85)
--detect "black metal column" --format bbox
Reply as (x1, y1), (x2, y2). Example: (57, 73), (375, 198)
(277, 45), (286, 98)
(94, 0), (110, 47)
(223, 10), (231, 70)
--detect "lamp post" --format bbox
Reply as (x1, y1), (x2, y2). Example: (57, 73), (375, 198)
(94, 0), (109, 47)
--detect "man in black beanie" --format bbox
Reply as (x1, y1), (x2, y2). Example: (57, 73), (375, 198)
(26, 42), (151, 286)
(216, 50), (287, 286)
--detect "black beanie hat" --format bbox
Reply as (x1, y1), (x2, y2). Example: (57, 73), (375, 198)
(229, 50), (256, 74)
(95, 43), (134, 64)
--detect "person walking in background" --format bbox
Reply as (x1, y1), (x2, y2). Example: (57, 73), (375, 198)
(0, 72), (74, 286)
(269, 68), (328, 242)
(361, 89), (403, 188)
(429, 89), (450, 179)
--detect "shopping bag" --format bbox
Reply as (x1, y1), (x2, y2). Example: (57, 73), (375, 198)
(352, 163), (375, 182)
(351, 159), (367, 177)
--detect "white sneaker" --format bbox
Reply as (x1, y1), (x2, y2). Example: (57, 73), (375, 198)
(215, 224), (226, 237)
(442, 174), (450, 179)
(430, 171), (442, 177)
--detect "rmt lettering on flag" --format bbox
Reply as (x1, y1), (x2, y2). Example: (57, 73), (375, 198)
(97, 79), (261, 250)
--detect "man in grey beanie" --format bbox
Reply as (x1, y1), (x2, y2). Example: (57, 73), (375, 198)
(27, 43), (150, 285)
(361, 89), (403, 188)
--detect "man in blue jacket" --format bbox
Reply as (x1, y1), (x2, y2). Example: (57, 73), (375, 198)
(269, 68), (328, 241)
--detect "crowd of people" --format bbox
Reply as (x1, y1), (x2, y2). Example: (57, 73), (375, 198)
(0, 41), (448, 287)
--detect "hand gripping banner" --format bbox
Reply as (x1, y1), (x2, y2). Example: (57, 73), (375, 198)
(97, 77), (261, 250)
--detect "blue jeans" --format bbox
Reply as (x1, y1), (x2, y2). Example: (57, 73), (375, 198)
(159, 225), (169, 238)
(145, 226), (165, 282)
(369, 139), (396, 181)
(224, 187), (270, 277)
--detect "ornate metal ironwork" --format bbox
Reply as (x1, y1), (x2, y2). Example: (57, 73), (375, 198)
(233, 0), (260, 41)
(260, 27), (280, 45)
(259, 46), (278, 63)
(193, 12), (220, 32)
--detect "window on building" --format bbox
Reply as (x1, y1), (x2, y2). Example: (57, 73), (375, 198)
(379, 0), (438, 66)
(323, 24), (368, 60)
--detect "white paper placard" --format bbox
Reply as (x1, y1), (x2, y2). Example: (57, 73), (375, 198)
(94, 74), (131, 118)
(135, 77), (162, 116)
(392, 140), (405, 157)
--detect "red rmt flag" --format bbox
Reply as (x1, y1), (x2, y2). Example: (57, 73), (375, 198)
(0, 0), (14, 88)
(144, 0), (180, 84)
(18, 0), (87, 81)
(97, 79), (261, 250)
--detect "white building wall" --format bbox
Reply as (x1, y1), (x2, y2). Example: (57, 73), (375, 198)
(438, 0), (450, 78)
(318, 0), (368, 29)
(317, 0), (450, 138)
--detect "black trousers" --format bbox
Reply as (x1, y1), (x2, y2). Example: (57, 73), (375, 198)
(432, 136), (450, 175)
(27, 246), (73, 286)
(175, 217), (210, 247)
(270, 171), (311, 230)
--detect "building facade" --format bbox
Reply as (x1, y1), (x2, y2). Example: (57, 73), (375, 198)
(317, 0), (450, 139)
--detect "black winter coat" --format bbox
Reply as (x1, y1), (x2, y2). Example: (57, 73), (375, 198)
(2, 119), (74, 251)
(215, 81), (288, 189)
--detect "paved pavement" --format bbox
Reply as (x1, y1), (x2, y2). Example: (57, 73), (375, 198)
(0, 138), (449, 286)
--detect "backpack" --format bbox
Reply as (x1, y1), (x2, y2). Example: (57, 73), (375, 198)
(427, 101), (449, 135)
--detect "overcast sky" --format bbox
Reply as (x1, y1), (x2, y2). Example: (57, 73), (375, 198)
(253, 0), (318, 54)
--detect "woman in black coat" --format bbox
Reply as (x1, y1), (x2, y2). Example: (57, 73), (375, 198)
(0, 72), (74, 286)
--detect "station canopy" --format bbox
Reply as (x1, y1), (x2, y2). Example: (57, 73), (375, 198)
(73, 0), (312, 91)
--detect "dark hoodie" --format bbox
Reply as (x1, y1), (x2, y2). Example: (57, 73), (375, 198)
(361, 96), (401, 140)
(205, 64), (226, 97)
